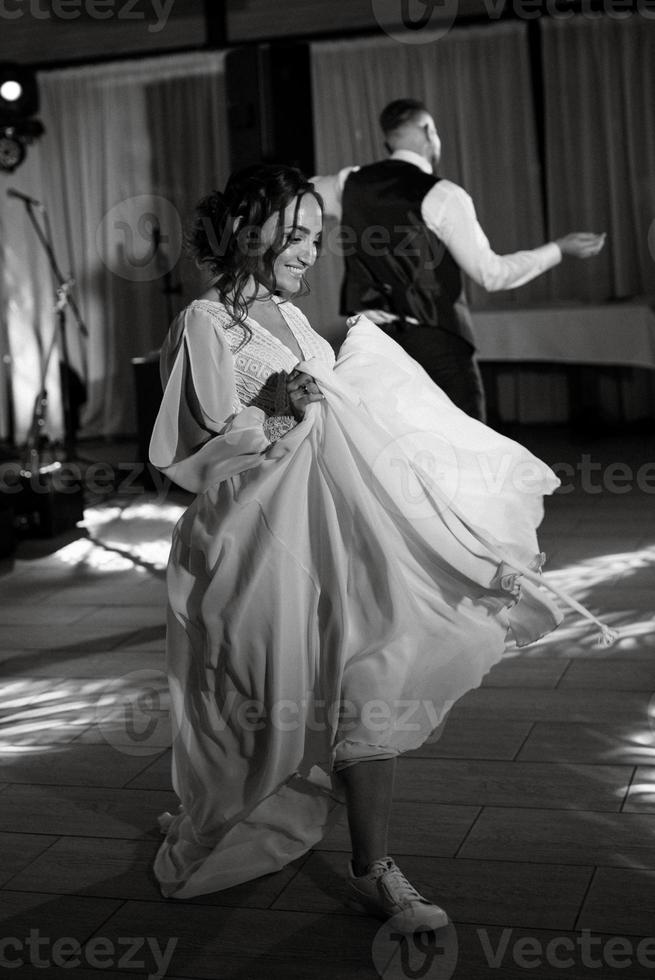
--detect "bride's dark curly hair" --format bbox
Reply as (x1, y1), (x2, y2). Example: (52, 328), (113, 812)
(188, 163), (323, 324)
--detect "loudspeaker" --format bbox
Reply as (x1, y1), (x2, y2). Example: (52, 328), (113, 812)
(0, 502), (15, 557)
(14, 468), (84, 538)
(225, 43), (315, 177)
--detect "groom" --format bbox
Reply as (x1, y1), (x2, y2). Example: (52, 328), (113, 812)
(313, 98), (605, 421)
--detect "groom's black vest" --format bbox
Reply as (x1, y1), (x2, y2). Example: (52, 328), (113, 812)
(340, 160), (476, 348)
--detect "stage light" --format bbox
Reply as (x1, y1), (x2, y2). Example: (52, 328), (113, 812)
(0, 62), (44, 174)
(0, 63), (39, 119)
(0, 128), (26, 173)
(0, 80), (23, 103)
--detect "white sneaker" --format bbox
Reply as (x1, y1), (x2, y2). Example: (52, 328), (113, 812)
(346, 856), (449, 933)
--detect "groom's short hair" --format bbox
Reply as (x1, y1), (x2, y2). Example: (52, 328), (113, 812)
(379, 99), (428, 136)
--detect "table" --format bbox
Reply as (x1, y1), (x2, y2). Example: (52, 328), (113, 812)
(473, 301), (655, 368)
(471, 302), (655, 424)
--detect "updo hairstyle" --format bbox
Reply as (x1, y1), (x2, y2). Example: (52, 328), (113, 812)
(188, 163), (322, 322)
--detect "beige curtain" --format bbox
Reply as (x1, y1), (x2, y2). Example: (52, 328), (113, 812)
(0, 51), (229, 441)
(300, 22), (548, 345)
(541, 16), (655, 302)
(532, 15), (655, 423)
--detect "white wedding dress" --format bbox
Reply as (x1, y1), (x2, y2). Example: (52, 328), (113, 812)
(149, 299), (588, 899)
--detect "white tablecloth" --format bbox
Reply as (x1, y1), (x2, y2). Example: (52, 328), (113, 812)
(472, 302), (655, 369)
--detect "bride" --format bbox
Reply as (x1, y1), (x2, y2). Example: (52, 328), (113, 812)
(149, 163), (609, 932)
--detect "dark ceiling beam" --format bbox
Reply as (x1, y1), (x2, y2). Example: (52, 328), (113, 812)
(204, 0), (227, 47)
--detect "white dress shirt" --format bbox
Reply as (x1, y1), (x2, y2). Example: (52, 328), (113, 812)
(312, 150), (562, 293)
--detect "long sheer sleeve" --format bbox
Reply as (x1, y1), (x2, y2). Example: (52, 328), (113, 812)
(149, 304), (271, 493)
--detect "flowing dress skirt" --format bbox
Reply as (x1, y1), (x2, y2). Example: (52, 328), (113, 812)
(154, 318), (562, 898)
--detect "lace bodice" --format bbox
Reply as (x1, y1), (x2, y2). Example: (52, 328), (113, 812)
(189, 298), (335, 441)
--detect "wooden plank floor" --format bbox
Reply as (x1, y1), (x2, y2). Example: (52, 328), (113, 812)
(0, 428), (653, 979)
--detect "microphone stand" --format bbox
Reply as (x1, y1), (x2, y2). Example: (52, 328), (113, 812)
(0, 312), (16, 459)
(152, 219), (182, 324)
(18, 197), (91, 466)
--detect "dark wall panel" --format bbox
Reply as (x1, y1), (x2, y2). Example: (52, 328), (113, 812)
(226, 43), (314, 175)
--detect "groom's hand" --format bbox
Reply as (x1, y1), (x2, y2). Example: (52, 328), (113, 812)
(351, 309), (403, 333)
(555, 232), (606, 258)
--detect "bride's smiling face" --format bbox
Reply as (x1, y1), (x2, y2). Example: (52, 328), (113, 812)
(259, 193), (323, 295)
